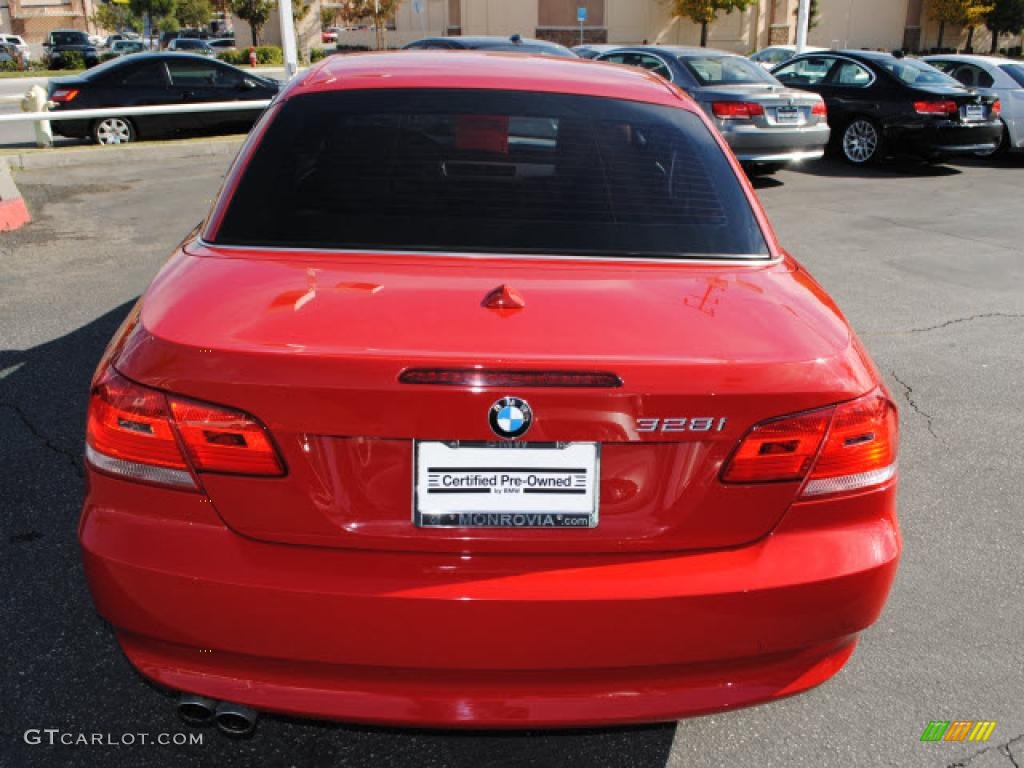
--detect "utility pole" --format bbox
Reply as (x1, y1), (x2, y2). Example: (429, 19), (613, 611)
(278, 0), (298, 78)
(795, 0), (810, 53)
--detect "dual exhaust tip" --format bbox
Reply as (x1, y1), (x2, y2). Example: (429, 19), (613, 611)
(178, 694), (257, 737)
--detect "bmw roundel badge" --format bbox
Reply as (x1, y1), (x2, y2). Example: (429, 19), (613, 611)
(489, 397), (533, 439)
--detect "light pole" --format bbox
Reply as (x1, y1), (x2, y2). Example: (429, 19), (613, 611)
(278, 0), (298, 78)
(795, 0), (810, 53)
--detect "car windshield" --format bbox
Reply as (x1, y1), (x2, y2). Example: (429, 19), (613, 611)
(680, 55), (776, 85)
(877, 57), (959, 87)
(51, 31), (89, 46)
(214, 89), (768, 258)
(1000, 63), (1024, 87)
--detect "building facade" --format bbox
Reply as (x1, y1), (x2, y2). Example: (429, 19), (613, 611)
(2, 0), (95, 41)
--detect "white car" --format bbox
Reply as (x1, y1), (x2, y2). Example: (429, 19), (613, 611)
(1, 34), (30, 62)
(750, 44), (825, 69)
(924, 54), (1024, 154)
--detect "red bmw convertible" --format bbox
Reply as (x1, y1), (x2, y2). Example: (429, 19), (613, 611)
(80, 51), (900, 734)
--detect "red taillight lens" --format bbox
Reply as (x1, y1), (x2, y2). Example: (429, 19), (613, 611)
(712, 101), (765, 119)
(913, 100), (957, 116)
(722, 389), (898, 496)
(86, 367), (284, 488)
(802, 391), (898, 496)
(992, 100), (1001, 116)
(720, 408), (832, 483)
(811, 100), (827, 117)
(86, 368), (193, 489)
(50, 88), (78, 103)
(169, 398), (284, 476)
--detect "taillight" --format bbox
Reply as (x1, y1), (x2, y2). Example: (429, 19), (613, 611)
(721, 389), (898, 497)
(913, 100), (957, 116)
(712, 101), (765, 119)
(811, 100), (827, 117)
(991, 100), (1001, 117)
(50, 88), (79, 103)
(169, 398), (284, 476)
(86, 367), (284, 489)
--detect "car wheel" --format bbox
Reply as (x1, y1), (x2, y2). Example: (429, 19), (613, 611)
(841, 118), (882, 165)
(92, 117), (135, 145)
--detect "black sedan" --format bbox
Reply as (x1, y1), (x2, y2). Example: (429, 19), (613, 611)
(402, 34), (576, 57)
(46, 53), (280, 145)
(771, 50), (1002, 164)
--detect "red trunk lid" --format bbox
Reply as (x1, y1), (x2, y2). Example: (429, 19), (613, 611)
(114, 243), (877, 553)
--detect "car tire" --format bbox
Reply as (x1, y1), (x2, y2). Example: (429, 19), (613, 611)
(840, 118), (883, 165)
(92, 117), (136, 145)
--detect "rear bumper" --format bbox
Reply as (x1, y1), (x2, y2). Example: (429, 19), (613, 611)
(718, 121), (831, 163)
(885, 120), (1003, 156)
(80, 471), (900, 727)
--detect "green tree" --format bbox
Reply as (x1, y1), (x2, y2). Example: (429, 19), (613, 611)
(666, 0), (756, 47)
(929, 0), (992, 49)
(175, 0), (212, 29)
(985, 0), (1024, 51)
(320, 5), (337, 27)
(339, 0), (402, 49)
(91, 2), (143, 32)
(231, 0), (276, 45)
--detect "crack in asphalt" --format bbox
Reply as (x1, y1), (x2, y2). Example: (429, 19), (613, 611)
(0, 401), (83, 479)
(948, 733), (1024, 768)
(910, 313), (1024, 334)
(889, 370), (939, 440)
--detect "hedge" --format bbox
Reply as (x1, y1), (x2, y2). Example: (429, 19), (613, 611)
(217, 45), (283, 66)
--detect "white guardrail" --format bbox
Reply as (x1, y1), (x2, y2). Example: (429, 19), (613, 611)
(0, 100), (273, 123)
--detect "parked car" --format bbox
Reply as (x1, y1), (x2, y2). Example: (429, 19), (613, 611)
(750, 44), (826, 69)
(596, 46), (829, 171)
(167, 38), (217, 56)
(772, 50), (1003, 164)
(1, 34), (31, 62)
(924, 54), (1024, 155)
(322, 26), (341, 44)
(46, 53), (280, 144)
(208, 37), (237, 51)
(403, 34), (577, 57)
(44, 29), (100, 69)
(110, 40), (147, 57)
(572, 43), (622, 59)
(104, 33), (141, 49)
(79, 50), (900, 732)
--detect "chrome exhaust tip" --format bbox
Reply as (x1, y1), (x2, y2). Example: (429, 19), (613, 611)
(214, 701), (258, 737)
(177, 694), (217, 727)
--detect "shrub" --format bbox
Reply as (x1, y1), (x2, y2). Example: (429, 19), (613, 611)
(0, 60), (19, 72)
(53, 51), (86, 70)
(100, 52), (119, 62)
(335, 43), (370, 53)
(217, 44), (282, 66)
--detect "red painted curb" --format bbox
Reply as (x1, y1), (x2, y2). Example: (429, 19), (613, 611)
(0, 195), (31, 232)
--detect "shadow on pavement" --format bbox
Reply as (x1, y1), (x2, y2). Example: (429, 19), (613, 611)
(791, 155), (963, 179)
(1, 301), (679, 768)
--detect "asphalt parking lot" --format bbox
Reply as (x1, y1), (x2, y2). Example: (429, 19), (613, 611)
(1, 149), (1022, 768)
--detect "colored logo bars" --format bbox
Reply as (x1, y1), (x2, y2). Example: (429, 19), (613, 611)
(920, 721), (997, 742)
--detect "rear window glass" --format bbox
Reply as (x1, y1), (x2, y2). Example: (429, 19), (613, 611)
(681, 55), (775, 85)
(1001, 63), (1024, 87)
(877, 57), (959, 87)
(213, 89), (768, 259)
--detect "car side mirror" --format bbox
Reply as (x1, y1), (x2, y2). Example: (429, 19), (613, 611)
(241, 78), (257, 90)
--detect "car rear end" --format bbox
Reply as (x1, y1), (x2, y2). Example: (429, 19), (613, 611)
(46, 74), (93, 139)
(888, 86), (1003, 157)
(79, 52), (900, 728)
(681, 53), (830, 165)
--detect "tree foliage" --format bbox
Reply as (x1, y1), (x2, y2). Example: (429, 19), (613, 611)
(985, 0), (1024, 45)
(320, 5), (337, 27)
(91, 2), (143, 32)
(175, 0), (212, 28)
(231, 0), (276, 45)
(338, 0), (403, 48)
(929, 0), (994, 48)
(665, 0), (756, 46)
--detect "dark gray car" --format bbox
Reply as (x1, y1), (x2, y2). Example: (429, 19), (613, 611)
(597, 46), (830, 170)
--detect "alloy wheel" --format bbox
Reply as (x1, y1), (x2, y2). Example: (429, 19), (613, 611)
(842, 119), (879, 164)
(95, 118), (133, 145)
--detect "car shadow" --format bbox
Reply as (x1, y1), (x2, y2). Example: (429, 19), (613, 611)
(790, 156), (963, 179)
(2, 301), (681, 768)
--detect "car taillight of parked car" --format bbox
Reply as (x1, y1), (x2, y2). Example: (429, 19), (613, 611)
(913, 100), (958, 116)
(811, 100), (827, 117)
(991, 100), (1001, 116)
(50, 88), (79, 103)
(721, 388), (898, 497)
(712, 101), (765, 119)
(85, 366), (285, 490)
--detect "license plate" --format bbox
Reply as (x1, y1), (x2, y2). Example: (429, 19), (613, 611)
(775, 106), (800, 124)
(964, 104), (985, 122)
(414, 442), (599, 528)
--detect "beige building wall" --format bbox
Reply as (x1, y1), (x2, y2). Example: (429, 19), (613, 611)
(804, 0), (910, 50)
